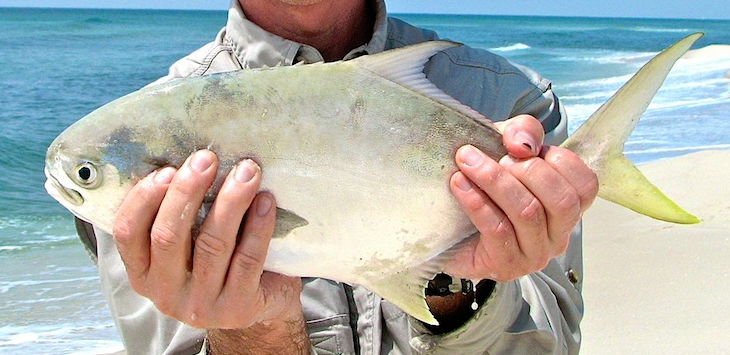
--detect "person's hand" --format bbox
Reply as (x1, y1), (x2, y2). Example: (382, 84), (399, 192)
(112, 150), (304, 330)
(445, 115), (598, 281)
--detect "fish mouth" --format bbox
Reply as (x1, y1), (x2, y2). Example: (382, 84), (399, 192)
(44, 168), (84, 206)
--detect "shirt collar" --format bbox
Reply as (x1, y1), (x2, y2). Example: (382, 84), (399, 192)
(223, 0), (388, 68)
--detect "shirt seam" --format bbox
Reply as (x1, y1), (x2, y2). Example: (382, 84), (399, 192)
(437, 49), (555, 126)
(192, 43), (236, 76)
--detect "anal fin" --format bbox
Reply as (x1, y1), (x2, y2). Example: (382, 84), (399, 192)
(365, 240), (469, 326)
(367, 263), (439, 325)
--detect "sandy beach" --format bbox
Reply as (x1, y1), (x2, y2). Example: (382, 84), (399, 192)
(580, 150), (730, 354)
(683, 44), (730, 79)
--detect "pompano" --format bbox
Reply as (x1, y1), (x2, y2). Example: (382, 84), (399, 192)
(44, 33), (701, 325)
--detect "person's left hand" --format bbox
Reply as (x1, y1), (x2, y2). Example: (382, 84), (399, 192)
(444, 115), (598, 282)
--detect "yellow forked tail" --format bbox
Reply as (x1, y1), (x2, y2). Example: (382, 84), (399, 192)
(562, 33), (702, 224)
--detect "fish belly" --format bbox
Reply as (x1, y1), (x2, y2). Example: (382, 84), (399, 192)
(178, 64), (502, 284)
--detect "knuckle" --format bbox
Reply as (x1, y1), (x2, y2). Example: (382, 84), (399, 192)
(484, 162), (506, 185)
(520, 157), (542, 175)
(470, 159), (503, 187)
(168, 174), (206, 198)
(112, 215), (135, 241)
(580, 172), (600, 200)
(150, 224), (183, 252)
(232, 241), (266, 270)
(153, 296), (176, 317)
(195, 230), (231, 259)
(491, 216), (514, 241)
(555, 187), (581, 217)
(518, 197), (544, 224)
(461, 193), (488, 216)
(549, 147), (577, 164)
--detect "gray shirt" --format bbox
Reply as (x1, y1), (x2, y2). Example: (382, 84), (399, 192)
(92, 0), (584, 354)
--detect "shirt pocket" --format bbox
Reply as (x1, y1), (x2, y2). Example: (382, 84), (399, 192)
(302, 278), (357, 355)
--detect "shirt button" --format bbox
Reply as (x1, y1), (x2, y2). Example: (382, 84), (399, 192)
(566, 269), (580, 284)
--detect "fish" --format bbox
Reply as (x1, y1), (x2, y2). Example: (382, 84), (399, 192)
(44, 33), (702, 325)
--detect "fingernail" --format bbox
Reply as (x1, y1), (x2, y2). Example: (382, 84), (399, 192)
(459, 146), (483, 167)
(515, 132), (538, 156)
(154, 167), (176, 183)
(234, 159), (258, 182)
(499, 155), (517, 168)
(256, 195), (272, 216)
(190, 150), (214, 172)
(454, 173), (473, 191)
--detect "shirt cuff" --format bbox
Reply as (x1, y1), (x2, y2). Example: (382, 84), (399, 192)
(408, 280), (521, 353)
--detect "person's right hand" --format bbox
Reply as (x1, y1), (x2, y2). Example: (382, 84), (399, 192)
(112, 150), (304, 330)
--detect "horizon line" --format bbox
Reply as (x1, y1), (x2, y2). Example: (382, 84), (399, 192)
(2, 5), (729, 21)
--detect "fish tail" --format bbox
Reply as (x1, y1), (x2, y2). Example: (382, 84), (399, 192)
(561, 33), (703, 224)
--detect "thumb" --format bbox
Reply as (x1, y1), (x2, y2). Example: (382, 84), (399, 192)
(496, 115), (545, 160)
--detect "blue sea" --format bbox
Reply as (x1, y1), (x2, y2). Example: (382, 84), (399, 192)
(1, 7), (729, 354)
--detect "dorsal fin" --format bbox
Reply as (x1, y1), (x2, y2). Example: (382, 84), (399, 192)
(351, 41), (491, 124)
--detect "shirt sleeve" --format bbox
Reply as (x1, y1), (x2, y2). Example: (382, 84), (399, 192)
(424, 46), (568, 144)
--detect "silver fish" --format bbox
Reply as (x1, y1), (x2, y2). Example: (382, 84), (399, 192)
(44, 34), (701, 325)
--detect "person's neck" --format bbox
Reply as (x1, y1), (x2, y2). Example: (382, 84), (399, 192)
(239, 0), (374, 61)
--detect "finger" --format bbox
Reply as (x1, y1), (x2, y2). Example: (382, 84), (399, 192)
(222, 193), (277, 305)
(189, 159), (261, 306)
(113, 167), (176, 294)
(541, 146), (599, 214)
(449, 171), (521, 280)
(497, 115), (545, 159)
(147, 150), (218, 297)
(455, 145), (549, 269)
(500, 154), (579, 254)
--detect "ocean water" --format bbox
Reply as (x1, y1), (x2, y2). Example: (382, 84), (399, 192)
(1, 7), (729, 354)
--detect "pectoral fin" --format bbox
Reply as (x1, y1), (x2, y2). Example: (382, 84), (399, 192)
(272, 208), (309, 238)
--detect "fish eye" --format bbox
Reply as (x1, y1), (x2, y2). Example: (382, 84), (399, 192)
(74, 162), (101, 188)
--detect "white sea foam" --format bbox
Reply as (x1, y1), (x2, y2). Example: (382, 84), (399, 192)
(0, 276), (98, 293)
(0, 324), (122, 354)
(491, 43), (531, 52)
(625, 144), (730, 157)
(554, 51), (654, 65)
(628, 27), (693, 33)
